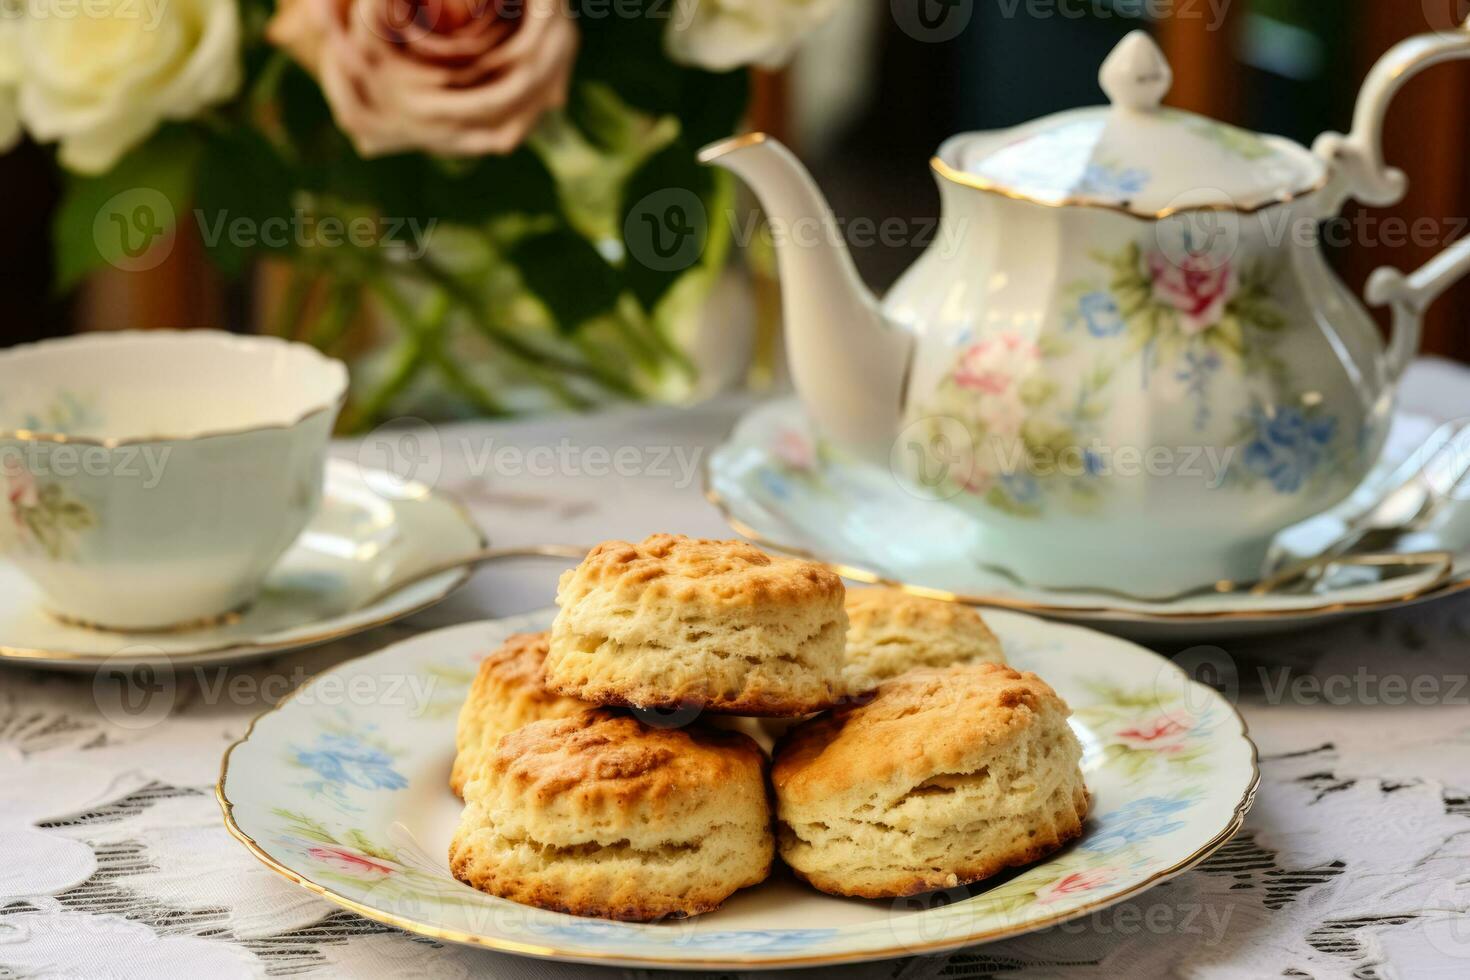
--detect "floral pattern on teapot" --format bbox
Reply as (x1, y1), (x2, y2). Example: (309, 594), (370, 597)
(909, 232), (1347, 518)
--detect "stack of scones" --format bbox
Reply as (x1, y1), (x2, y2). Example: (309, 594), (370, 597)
(449, 534), (1089, 921)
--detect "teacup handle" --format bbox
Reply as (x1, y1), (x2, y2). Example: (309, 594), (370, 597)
(1313, 19), (1470, 382)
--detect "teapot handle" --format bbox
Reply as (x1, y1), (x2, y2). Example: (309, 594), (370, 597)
(1313, 19), (1470, 382)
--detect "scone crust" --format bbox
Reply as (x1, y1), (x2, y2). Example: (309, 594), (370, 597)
(449, 632), (586, 797)
(843, 588), (1005, 693)
(450, 710), (774, 921)
(773, 663), (1089, 898)
(544, 535), (847, 715)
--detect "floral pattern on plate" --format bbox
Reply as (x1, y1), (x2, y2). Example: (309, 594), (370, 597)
(219, 610), (1258, 969)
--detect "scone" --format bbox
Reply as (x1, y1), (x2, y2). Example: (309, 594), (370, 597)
(449, 709), (774, 920)
(449, 632), (587, 798)
(844, 587), (1005, 693)
(542, 534), (846, 715)
(772, 663), (1088, 898)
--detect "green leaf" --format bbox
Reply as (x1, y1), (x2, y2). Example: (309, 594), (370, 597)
(51, 126), (204, 291)
(677, 69), (750, 149)
(618, 139), (714, 310)
(511, 229), (622, 333)
(194, 128), (298, 277)
(571, 0), (683, 117)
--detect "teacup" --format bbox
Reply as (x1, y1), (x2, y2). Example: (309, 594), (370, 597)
(0, 331), (347, 631)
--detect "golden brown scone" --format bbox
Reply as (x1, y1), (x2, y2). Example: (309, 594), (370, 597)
(449, 632), (588, 798)
(542, 534), (846, 716)
(449, 709), (774, 920)
(843, 588), (1006, 693)
(773, 663), (1088, 899)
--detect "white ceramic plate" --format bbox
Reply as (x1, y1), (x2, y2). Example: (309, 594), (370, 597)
(706, 398), (1470, 640)
(0, 460), (484, 669)
(218, 609), (1258, 971)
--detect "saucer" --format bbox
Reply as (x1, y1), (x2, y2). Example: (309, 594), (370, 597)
(706, 398), (1470, 640)
(219, 608), (1256, 969)
(0, 460), (485, 669)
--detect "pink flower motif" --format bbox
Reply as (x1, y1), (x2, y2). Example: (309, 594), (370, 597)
(1034, 868), (1115, 904)
(4, 459), (37, 517)
(1145, 252), (1237, 335)
(1115, 714), (1194, 754)
(308, 845), (394, 876)
(954, 334), (1038, 396)
(772, 429), (816, 472)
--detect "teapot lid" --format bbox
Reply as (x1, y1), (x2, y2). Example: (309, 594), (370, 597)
(936, 31), (1327, 217)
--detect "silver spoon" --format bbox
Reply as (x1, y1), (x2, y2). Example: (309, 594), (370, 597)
(1257, 420), (1470, 591)
(351, 544), (589, 612)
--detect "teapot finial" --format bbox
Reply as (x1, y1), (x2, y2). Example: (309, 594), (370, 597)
(1100, 30), (1172, 112)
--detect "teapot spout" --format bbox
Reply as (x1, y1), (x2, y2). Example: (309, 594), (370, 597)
(700, 134), (912, 455)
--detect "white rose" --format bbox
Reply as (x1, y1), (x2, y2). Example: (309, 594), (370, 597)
(666, 0), (842, 71)
(0, 13), (20, 152)
(17, 0), (242, 174)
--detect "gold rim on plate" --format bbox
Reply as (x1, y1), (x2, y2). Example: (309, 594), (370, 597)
(700, 455), (1470, 625)
(214, 619), (1261, 969)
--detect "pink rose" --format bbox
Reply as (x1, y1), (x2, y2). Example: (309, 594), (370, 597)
(268, 0), (579, 158)
(1115, 714), (1193, 754)
(1145, 252), (1236, 335)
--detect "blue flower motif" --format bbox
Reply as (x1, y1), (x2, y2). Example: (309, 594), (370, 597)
(1082, 449), (1106, 477)
(1176, 347), (1222, 431)
(1001, 472), (1041, 505)
(1077, 291), (1125, 338)
(294, 733), (408, 791)
(758, 468), (791, 501)
(1077, 163), (1151, 199)
(1084, 794), (1198, 854)
(1243, 406), (1337, 494)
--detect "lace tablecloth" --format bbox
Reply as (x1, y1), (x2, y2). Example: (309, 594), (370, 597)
(4, 360), (1470, 979)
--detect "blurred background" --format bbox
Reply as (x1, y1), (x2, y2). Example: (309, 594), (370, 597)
(3, 0), (1469, 400)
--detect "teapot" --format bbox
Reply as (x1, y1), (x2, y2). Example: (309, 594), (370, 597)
(700, 26), (1470, 597)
